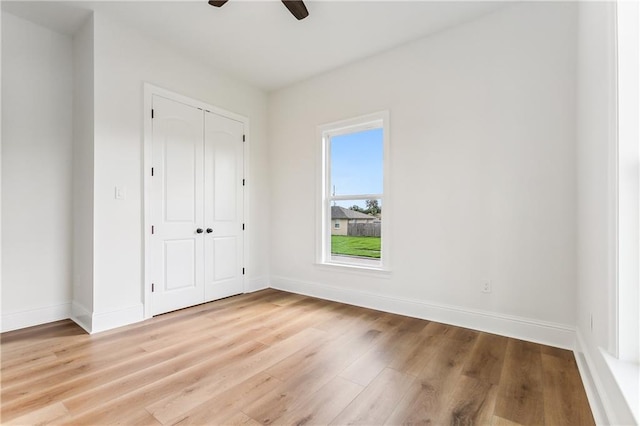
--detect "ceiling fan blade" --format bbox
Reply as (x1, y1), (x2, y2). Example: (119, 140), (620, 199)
(208, 0), (228, 7)
(281, 0), (308, 20)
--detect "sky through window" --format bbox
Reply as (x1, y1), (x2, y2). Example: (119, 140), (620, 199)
(330, 128), (383, 209)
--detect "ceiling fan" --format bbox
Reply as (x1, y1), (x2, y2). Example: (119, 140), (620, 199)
(208, 0), (309, 20)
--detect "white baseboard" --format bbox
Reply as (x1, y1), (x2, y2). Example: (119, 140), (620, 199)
(574, 332), (608, 425)
(1, 303), (72, 333)
(270, 276), (576, 350)
(574, 331), (637, 426)
(71, 301), (93, 333)
(245, 276), (270, 293)
(91, 303), (144, 334)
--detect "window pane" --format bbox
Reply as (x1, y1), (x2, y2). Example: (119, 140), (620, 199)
(330, 128), (383, 196)
(330, 199), (382, 264)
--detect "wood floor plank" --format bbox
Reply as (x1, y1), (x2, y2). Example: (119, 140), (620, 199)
(261, 291), (308, 307)
(330, 368), (415, 425)
(438, 375), (498, 425)
(242, 327), (380, 425)
(386, 333), (438, 376)
(339, 346), (389, 387)
(491, 415), (525, 426)
(266, 324), (381, 382)
(1, 341), (148, 390)
(2, 295), (253, 375)
(225, 412), (263, 426)
(170, 372), (282, 425)
(271, 376), (364, 426)
(339, 316), (440, 387)
(421, 321), (479, 343)
(63, 339), (266, 415)
(4, 296), (289, 401)
(384, 376), (442, 425)
(541, 352), (595, 426)
(60, 341), (275, 425)
(241, 368), (336, 424)
(62, 406), (163, 426)
(1, 320), (83, 349)
(3, 401), (69, 426)
(494, 339), (545, 425)
(2, 336), (260, 421)
(146, 327), (327, 425)
(205, 297), (329, 347)
(0, 352), (58, 378)
(462, 332), (509, 385)
(417, 334), (477, 383)
(255, 300), (339, 346)
(313, 303), (381, 336)
(385, 335), (476, 425)
(1, 329), (224, 415)
(1, 323), (86, 364)
(0, 290), (595, 426)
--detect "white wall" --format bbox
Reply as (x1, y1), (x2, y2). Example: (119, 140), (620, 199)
(269, 3), (578, 347)
(574, 2), (637, 425)
(1, 13), (74, 330)
(71, 15), (95, 330)
(89, 13), (269, 330)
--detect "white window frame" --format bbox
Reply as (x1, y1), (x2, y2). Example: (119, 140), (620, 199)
(614, 0), (639, 365)
(316, 111), (390, 272)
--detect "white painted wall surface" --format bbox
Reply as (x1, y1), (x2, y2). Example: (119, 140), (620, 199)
(575, 3), (637, 425)
(269, 3), (578, 344)
(71, 15), (95, 331)
(1, 13), (73, 330)
(90, 13), (269, 326)
(0, 6), (3, 328)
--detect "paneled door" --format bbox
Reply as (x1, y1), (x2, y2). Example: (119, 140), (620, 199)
(203, 111), (245, 302)
(150, 95), (244, 315)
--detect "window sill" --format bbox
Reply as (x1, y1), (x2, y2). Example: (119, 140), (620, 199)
(599, 347), (640, 424)
(315, 260), (392, 278)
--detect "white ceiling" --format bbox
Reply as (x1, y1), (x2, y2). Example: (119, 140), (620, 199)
(2, 1), (508, 91)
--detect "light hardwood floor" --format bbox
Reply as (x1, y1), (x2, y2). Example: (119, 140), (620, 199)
(1, 289), (594, 425)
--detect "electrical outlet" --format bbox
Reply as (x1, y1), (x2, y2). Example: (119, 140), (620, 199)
(482, 281), (492, 293)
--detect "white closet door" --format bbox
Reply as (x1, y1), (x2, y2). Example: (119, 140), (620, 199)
(203, 111), (244, 301)
(151, 95), (205, 315)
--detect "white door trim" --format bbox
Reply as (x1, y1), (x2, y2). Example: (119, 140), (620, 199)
(142, 83), (249, 319)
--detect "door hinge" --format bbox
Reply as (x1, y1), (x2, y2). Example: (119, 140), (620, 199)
(242, 178), (245, 186)
(242, 223), (245, 231)
(152, 283), (155, 292)
(242, 134), (246, 142)
(242, 268), (245, 275)
(151, 167), (154, 177)
(151, 225), (155, 234)
(151, 109), (154, 119)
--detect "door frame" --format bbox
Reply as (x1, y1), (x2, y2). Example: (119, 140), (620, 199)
(142, 83), (250, 319)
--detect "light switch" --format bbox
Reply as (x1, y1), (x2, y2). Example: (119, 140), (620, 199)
(115, 186), (127, 200)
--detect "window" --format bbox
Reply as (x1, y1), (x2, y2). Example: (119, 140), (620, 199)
(317, 112), (389, 270)
(616, 0), (639, 364)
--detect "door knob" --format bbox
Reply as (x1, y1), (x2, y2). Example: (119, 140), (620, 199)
(206, 228), (213, 233)
(196, 228), (204, 234)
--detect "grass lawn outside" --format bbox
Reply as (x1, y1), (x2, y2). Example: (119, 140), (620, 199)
(331, 235), (381, 259)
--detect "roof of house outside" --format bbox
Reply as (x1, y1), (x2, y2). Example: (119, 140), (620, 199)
(331, 206), (377, 220)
